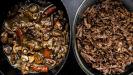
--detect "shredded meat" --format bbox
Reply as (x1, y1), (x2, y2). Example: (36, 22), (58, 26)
(76, 0), (133, 74)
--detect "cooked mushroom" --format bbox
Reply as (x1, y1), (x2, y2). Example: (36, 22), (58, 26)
(3, 45), (12, 55)
(29, 4), (39, 13)
(1, 32), (8, 44)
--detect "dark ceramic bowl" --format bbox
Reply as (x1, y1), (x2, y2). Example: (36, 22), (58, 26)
(72, 0), (133, 75)
(0, 0), (70, 75)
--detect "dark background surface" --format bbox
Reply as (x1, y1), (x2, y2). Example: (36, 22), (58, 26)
(59, 0), (86, 75)
(58, 51), (85, 75)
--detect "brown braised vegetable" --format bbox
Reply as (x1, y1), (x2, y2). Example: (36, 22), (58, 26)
(76, 0), (133, 74)
(15, 27), (23, 45)
(1, 2), (68, 74)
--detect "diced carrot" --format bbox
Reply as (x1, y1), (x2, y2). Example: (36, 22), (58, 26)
(43, 48), (51, 58)
(31, 66), (48, 72)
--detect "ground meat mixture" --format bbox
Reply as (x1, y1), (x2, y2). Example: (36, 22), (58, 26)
(76, 0), (133, 74)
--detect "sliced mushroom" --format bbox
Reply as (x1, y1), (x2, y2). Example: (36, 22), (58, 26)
(3, 45), (12, 55)
(1, 32), (8, 44)
(29, 4), (39, 13)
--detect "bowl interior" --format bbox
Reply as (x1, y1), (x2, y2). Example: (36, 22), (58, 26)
(0, 0), (70, 75)
(73, 0), (133, 75)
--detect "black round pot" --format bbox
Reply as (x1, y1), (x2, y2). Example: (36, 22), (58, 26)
(0, 0), (70, 75)
(72, 0), (133, 75)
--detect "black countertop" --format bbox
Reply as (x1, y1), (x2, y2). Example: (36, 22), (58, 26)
(58, 51), (85, 75)
(58, 0), (86, 75)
